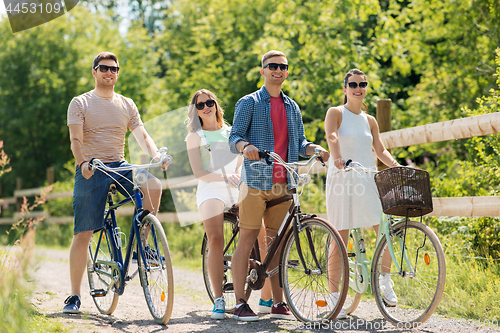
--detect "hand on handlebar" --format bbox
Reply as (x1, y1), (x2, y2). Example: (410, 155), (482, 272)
(314, 148), (329, 167)
(81, 161), (94, 179)
(154, 147), (172, 171)
(242, 144), (261, 161)
(333, 157), (347, 169)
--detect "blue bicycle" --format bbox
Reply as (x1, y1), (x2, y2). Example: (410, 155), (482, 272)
(86, 148), (174, 324)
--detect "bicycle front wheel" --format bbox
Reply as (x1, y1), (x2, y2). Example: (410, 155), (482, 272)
(281, 217), (349, 323)
(372, 220), (446, 326)
(87, 228), (120, 314)
(137, 214), (174, 325)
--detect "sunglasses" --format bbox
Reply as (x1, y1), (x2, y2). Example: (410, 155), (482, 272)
(195, 99), (215, 110)
(94, 64), (120, 74)
(263, 63), (289, 71)
(346, 81), (368, 89)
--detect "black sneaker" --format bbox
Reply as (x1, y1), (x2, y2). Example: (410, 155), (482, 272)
(63, 295), (81, 314)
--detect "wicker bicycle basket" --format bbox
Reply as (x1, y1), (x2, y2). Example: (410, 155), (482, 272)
(374, 166), (433, 217)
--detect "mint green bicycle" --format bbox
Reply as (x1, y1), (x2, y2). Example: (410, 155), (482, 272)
(339, 161), (446, 326)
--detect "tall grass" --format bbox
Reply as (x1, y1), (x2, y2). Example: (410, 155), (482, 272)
(436, 233), (500, 321)
(0, 141), (63, 332)
(0, 227), (65, 332)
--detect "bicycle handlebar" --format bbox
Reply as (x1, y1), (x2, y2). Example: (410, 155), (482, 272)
(89, 147), (173, 172)
(341, 160), (379, 174)
(255, 148), (325, 168)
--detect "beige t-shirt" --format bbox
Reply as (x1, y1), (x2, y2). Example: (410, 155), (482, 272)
(67, 90), (144, 163)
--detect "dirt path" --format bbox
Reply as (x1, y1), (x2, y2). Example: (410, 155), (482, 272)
(31, 247), (499, 333)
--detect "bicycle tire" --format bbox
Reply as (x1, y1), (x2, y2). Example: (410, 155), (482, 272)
(281, 217), (349, 323)
(344, 290), (362, 315)
(137, 214), (174, 325)
(87, 228), (120, 315)
(201, 213), (252, 312)
(371, 220), (446, 326)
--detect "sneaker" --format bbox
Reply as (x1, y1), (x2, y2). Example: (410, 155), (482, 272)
(379, 274), (398, 306)
(329, 292), (347, 319)
(257, 298), (273, 313)
(132, 246), (165, 265)
(63, 295), (81, 314)
(270, 302), (295, 320)
(211, 297), (226, 320)
(233, 299), (259, 322)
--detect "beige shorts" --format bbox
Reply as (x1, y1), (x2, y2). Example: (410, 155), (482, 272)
(238, 182), (292, 232)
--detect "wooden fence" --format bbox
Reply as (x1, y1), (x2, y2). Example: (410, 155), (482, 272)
(1, 101), (499, 225)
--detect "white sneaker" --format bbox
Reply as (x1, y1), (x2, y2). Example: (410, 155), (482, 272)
(211, 297), (225, 320)
(379, 274), (398, 306)
(329, 292), (347, 319)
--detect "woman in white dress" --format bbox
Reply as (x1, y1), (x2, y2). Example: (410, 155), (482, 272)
(324, 69), (400, 318)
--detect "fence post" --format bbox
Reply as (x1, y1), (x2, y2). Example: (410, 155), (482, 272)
(376, 99), (392, 171)
(47, 167), (54, 185)
(16, 177), (22, 211)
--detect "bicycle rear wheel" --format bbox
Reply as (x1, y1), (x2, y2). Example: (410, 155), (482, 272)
(372, 220), (446, 326)
(202, 213), (251, 312)
(137, 214), (174, 325)
(87, 228), (120, 314)
(281, 217), (349, 323)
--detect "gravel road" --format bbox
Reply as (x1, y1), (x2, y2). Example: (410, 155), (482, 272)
(31, 247), (499, 333)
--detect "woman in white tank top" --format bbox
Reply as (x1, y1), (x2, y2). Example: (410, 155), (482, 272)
(324, 69), (400, 317)
(185, 89), (272, 319)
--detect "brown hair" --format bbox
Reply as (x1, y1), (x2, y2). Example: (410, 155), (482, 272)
(92, 52), (119, 70)
(261, 50), (287, 68)
(187, 89), (227, 132)
(343, 68), (368, 112)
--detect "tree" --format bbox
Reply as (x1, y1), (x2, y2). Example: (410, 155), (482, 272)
(0, 8), (158, 191)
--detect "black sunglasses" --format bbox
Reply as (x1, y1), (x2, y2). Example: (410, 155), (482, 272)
(94, 64), (120, 74)
(195, 99), (215, 110)
(263, 63), (289, 71)
(346, 81), (368, 89)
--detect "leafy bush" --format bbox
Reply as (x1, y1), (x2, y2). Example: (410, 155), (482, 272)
(429, 48), (500, 261)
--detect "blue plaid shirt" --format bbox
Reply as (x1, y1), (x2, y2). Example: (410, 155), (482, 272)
(229, 86), (311, 190)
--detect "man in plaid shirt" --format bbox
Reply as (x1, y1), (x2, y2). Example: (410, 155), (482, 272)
(229, 50), (330, 321)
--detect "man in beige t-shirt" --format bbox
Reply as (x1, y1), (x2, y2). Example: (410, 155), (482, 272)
(63, 51), (167, 313)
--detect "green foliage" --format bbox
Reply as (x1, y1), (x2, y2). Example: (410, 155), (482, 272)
(0, 7), (159, 191)
(162, 222), (205, 263)
(429, 49), (500, 261)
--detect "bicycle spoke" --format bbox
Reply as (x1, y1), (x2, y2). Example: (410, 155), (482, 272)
(138, 215), (173, 325)
(282, 218), (349, 323)
(87, 229), (119, 315)
(372, 221), (445, 325)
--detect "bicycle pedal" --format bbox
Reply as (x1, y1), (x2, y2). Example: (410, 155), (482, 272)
(348, 252), (356, 258)
(90, 289), (107, 297)
(222, 283), (234, 292)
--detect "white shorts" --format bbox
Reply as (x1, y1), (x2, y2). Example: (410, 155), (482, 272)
(196, 181), (239, 210)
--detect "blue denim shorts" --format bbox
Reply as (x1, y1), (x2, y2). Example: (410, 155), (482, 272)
(72, 161), (153, 234)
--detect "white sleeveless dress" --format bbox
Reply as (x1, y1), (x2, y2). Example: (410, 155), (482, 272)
(326, 106), (382, 230)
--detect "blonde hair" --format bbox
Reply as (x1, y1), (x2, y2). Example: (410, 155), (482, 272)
(187, 89), (227, 132)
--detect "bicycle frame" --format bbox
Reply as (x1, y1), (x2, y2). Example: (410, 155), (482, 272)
(349, 213), (421, 295)
(89, 181), (159, 296)
(243, 151), (326, 289)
